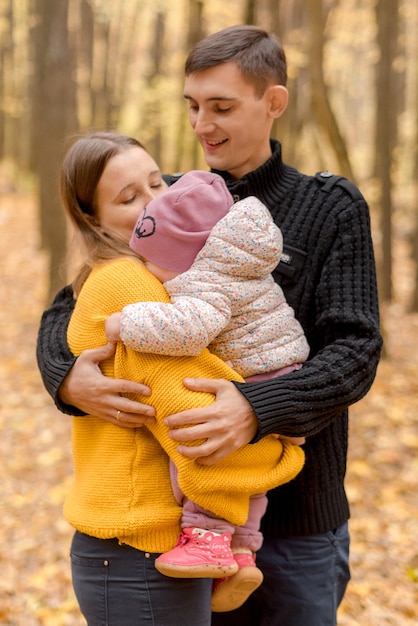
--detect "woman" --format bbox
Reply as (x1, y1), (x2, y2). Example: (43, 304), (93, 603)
(60, 132), (304, 625)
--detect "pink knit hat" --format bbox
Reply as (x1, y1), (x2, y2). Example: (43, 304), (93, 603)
(129, 170), (234, 272)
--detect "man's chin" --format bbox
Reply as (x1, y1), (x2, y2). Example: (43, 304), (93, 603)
(203, 153), (227, 173)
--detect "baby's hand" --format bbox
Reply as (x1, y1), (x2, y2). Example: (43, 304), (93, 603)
(278, 435), (306, 446)
(105, 312), (122, 342)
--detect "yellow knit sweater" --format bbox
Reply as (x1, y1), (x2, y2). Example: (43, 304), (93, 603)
(66, 258), (305, 553)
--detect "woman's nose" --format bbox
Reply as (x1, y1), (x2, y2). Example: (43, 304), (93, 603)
(144, 190), (156, 203)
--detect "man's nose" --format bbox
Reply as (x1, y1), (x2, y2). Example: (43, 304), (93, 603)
(193, 110), (215, 134)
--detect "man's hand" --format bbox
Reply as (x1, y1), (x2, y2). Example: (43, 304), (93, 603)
(59, 342), (156, 428)
(164, 378), (258, 465)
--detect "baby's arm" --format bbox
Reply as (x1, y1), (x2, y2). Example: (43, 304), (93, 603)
(119, 293), (230, 355)
(105, 312), (122, 342)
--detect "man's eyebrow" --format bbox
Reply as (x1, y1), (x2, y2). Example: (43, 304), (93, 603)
(183, 94), (236, 102)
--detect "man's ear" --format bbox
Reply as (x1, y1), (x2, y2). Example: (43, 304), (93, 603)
(267, 85), (289, 119)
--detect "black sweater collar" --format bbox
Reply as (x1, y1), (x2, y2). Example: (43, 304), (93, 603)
(211, 139), (300, 208)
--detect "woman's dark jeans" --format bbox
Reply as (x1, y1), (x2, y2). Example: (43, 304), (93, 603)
(71, 531), (212, 626)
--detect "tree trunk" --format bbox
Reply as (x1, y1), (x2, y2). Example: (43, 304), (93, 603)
(243, 0), (257, 24)
(411, 227), (418, 312)
(409, 21), (418, 312)
(0, 0), (12, 162)
(374, 0), (399, 303)
(77, 0), (95, 129)
(276, 0), (305, 166)
(142, 11), (166, 166)
(0, 0), (28, 173)
(175, 0), (205, 172)
(31, 0), (78, 303)
(306, 0), (355, 182)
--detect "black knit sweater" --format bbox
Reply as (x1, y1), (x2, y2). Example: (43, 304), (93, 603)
(36, 140), (382, 538)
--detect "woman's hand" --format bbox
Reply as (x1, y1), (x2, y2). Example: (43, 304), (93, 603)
(59, 342), (156, 428)
(164, 378), (258, 465)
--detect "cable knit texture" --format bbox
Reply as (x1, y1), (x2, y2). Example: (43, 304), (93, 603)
(37, 140), (382, 538)
(120, 196), (309, 376)
(213, 141), (382, 536)
(65, 259), (304, 549)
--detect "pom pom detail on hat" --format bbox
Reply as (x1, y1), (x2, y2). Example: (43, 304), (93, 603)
(130, 170), (234, 273)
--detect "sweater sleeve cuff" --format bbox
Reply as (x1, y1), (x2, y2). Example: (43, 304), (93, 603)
(49, 359), (86, 416)
(36, 285), (87, 417)
(232, 381), (264, 443)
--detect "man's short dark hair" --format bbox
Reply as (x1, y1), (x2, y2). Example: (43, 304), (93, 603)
(185, 25), (287, 97)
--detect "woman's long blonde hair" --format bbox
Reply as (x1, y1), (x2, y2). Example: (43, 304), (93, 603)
(61, 131), (147, 295)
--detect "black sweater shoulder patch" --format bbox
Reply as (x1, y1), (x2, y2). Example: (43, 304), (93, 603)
(315, 171), (364, 202)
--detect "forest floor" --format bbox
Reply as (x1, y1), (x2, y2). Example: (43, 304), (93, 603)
(0, 191), (417, 625)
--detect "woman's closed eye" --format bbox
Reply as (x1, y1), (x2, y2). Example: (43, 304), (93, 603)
(122, 195), (137, 205)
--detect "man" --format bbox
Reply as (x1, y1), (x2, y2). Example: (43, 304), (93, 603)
(37, 25), (382, 626)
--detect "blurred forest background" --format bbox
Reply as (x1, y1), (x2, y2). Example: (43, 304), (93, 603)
(0, 0), (417, 624)
(0, 0), (417, 304)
